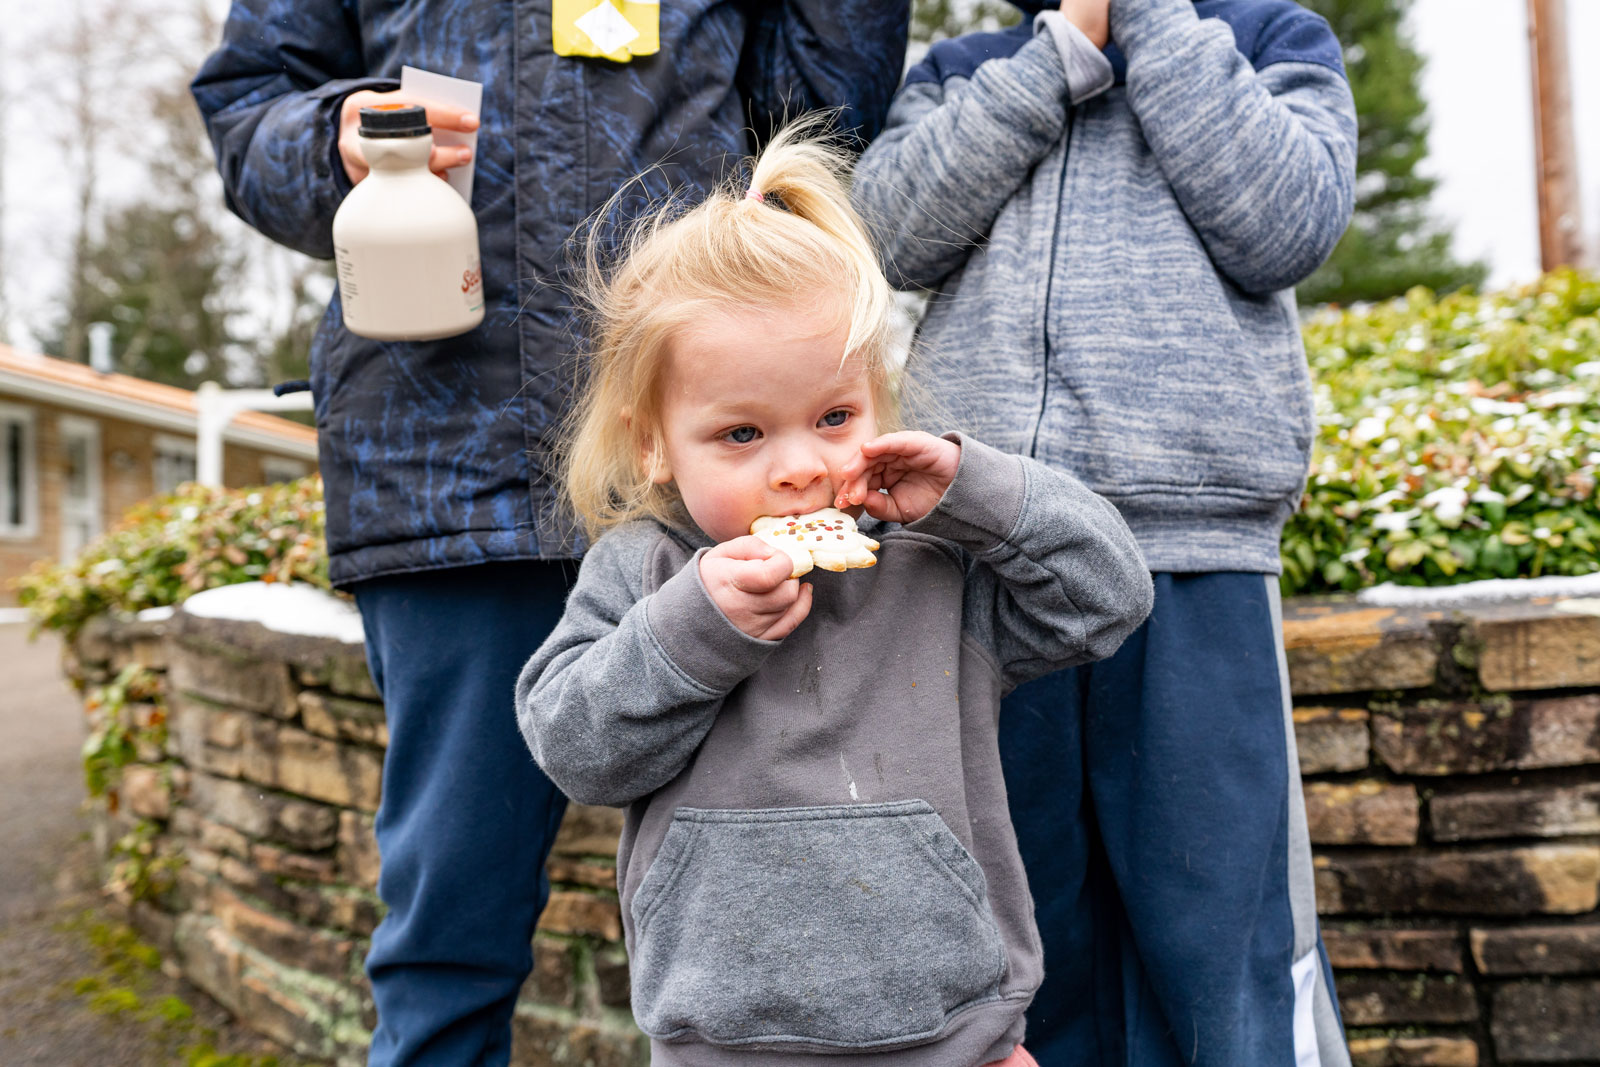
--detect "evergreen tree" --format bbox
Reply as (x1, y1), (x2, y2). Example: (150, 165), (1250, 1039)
(911, 0), (1019, 45)
(1298, 0), (1486, 304)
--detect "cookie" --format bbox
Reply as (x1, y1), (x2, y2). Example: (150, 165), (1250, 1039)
(750, 508), (880, 578)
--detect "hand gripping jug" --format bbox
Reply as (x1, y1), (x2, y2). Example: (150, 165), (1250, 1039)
(332, 104), (484, 341)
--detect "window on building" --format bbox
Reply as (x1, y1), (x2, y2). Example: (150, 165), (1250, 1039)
(153, 434), (198, 496)
(0, 403), (37, 538)
(59, 416), (102, 560)
(261, 457), (310, 484)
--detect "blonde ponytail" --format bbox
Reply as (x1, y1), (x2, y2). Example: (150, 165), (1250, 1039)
(743, 118), (894, 371)
(559, 116), (900, 537)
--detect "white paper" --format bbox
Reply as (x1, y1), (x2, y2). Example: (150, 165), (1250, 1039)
(399, 66), (484, 206)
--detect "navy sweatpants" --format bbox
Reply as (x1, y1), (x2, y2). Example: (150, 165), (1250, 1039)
(1001, 573), (1348, 1067)
(353, 561), (577, 1067)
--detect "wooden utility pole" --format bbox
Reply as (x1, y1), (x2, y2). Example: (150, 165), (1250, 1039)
(1527, 0), (1588, 270)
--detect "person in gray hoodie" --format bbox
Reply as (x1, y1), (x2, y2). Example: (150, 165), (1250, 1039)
(852, 0), (1358, 1064)
(516, 123), (1153, 1066)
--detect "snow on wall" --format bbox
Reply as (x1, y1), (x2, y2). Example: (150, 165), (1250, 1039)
(178, 582), (365, 646)
(1356, 571), (1600, 609)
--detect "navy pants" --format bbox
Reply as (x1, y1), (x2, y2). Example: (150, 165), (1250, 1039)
(353, 561), (577, 1067)
(1001, 573), (1348, 1067)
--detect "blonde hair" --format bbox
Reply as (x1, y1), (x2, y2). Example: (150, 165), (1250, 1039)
(560, 117), (899, 536)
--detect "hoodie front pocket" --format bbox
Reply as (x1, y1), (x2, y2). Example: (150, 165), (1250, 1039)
(629, 799), (1007, 1052)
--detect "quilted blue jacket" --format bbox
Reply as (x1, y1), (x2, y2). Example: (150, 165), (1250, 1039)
(193, 0), (909, 586)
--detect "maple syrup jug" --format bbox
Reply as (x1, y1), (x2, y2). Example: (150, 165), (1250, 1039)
(332, 104), (484, 341)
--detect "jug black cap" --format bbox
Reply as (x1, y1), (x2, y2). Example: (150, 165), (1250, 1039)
(359, 104), (431, 138)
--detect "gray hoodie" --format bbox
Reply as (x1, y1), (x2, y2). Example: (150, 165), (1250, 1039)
(853, 0), (1358, 575)
(516, 435), (1153, 1065)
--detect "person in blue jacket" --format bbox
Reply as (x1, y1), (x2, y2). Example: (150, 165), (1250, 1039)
(191, 5), (908, 1064)
(854, 0), (1356, 1064)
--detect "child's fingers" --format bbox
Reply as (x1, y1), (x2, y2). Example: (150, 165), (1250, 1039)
(714, 535), (781, 562)
(836, 452), (897, 507)
(838, 433), (936, 506)
(834, 452), (868, 505)
(837, 446), (873, 482)
(858, 431), (932, 460)
(726, 549), (796, 593)
(859, 489), (905, 524)
(762, 582), (813, 641)
(835, 466), (874, 508)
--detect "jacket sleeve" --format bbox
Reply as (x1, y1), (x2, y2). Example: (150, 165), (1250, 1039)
(1111, 0), (1357, 294)
(515, 527), (778, 807)
(851, 34), (1073, 291)
(736, 0), (911, 144)
(906, 434), (1154, 692)
(190, 0), (395, 259)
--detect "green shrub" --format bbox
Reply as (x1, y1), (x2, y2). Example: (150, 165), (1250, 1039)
(1284, 269), (1600, 595)
(16, 476), (329, 637)
(81, 664), (166, 802)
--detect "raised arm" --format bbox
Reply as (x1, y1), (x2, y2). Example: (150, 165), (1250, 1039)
(906, 435), (1153, 692)
(191, 0), (392, 259)
(515, 528), (778, 807)
(737, 0), (911, 145)
(852, 21), (1109, 292)
(1111, 0), (1358, 294)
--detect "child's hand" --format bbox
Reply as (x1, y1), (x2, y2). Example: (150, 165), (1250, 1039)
(338, 90), (480, 186)
(1060, 0), (1110, 48)
(834, 432), (961, 525)
(699, 537), (814, 640)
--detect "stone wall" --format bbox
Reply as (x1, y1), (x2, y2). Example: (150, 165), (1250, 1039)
(67, 587), (1600, 1066)
(1285, 594), (1600, 1066)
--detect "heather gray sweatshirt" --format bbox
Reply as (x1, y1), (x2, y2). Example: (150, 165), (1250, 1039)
(853, 0), (1358, 575)
(516, 435), (1152, 1066)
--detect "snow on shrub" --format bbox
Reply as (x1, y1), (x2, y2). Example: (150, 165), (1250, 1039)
(1285, 269), (1600, 595)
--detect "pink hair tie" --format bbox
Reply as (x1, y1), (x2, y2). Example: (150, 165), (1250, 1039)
(746, 187), (764, 203)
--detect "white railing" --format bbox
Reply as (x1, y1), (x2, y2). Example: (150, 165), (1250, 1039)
(195, 381), (314, 488)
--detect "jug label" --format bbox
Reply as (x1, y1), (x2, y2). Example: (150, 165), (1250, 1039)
(336, 245), (360, 307)
(462, 259), (484, 312)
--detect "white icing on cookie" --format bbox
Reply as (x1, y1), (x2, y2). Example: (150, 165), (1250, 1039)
(749, 507), (880, 578)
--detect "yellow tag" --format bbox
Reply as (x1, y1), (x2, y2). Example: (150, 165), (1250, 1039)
(553, 0), (660, 62)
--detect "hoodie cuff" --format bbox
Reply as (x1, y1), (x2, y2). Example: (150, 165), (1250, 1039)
(322, 77), (400, 201)
(1035, 11), (1115, 105)
(645, 547), (779, 693)
(1109, 0), (1199, 56)
(904, 433), (1027, 555)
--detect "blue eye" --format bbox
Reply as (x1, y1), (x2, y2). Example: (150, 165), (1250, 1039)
(820, 410), (849, 428)
(724, 426), (759, 444)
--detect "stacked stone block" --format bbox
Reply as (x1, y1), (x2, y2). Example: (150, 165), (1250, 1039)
(70, 602), (649, 1067)
(1286, 596), (1600, 1066)
(66, 586), (1600, 1066)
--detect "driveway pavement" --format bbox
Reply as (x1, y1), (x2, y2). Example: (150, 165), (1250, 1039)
(0, 624), (86, 924)
(0, 622), (307, 1065)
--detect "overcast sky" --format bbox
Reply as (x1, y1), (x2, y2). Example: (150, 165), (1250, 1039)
(0, 0), (1596, 354)
(1413, 0), (1598, 286)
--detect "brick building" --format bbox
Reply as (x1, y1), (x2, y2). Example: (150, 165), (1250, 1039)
(0, 344), (318, 598)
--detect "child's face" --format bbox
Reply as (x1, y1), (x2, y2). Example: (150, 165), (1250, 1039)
(652, 301), (879, 543)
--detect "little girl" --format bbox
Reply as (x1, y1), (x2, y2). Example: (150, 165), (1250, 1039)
(515, 123), (1153, 1067)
